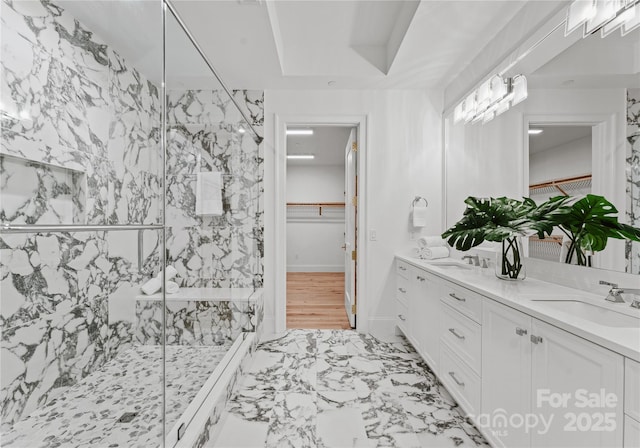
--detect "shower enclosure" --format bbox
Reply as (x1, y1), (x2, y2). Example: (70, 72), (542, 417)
(0, 0), (263, 446)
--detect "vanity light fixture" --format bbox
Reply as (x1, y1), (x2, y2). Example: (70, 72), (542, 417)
(286, 129), (314, 136)
(286, 154), (315, 160)
(453, 74), (528, 125)
(565, 0), (640, 38)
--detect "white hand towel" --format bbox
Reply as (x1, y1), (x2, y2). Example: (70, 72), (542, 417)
(165, 281), (179, 294)
(164, 266), (178, 281)
(422, 246), (450, 260)
(141, 276), (161, 295)
(196, 172), (223, 216)
(141, 266), (179, 295)
(418, 236), (447, 248)
(412, 206), (427, 227)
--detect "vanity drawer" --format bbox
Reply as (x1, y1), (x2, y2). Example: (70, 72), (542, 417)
(396, 260), (410, 279)
(396, 276), (409, 306)
(626, 358), (640, 421)
(440, 341), (481, 416)
(396, 299), (409, 333)
(440, 302), (482, 375)
(440, 282), (483, 323)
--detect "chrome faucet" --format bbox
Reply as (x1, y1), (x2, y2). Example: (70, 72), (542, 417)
(599, 281), (640, 306)
(611, 288), (640, 309)
(462, 255), (480, 266)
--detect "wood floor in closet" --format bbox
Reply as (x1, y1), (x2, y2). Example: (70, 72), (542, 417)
(286, 272), (351, 330)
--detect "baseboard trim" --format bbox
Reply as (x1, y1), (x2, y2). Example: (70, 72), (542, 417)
(367, 317), (396, 341)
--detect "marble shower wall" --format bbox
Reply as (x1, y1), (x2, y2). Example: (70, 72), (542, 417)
(166, 90), (264, 289)
(0, 0), (162, 427)
(627, 89), (640, 275)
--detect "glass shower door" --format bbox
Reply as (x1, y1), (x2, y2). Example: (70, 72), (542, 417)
(162, 3), (263, 444)
(0, 0), (165, 446)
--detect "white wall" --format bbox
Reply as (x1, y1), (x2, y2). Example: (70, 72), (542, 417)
(529, 135), (591, 185)
(264, 89), (443, 337)
(286, 165), (344, 202)
(287, 164), (345, 272)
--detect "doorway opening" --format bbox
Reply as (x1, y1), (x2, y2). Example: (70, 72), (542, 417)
(285, 125), (358, 330)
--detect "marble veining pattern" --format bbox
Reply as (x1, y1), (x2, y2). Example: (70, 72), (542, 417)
(209, 330), (489, 448)
(2, 344), (232, 447)
(1, 0), (163, 429)
(166, 90), (263, 290)
(135, 299), (257, 346)
(626, 88), (640, 275)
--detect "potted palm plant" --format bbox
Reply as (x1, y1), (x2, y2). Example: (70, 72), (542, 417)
(542, 194), (640, 266)
(442, 196), (567, 280)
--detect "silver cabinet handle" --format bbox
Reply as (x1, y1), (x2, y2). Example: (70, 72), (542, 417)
(448, 371), (465, 387)
(448, 328), (465, 340)
(398, 314), (406, 321)
(449, 293), (466, 302)
(417, 276), (425, 282)
(398, 288), (407, 293)
(516, 328), (528, 336)
(531, 335), (543, 344)
(399, 266), (407, 271)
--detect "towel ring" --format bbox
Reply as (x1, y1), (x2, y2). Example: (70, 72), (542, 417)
(412, 196), (428, 208)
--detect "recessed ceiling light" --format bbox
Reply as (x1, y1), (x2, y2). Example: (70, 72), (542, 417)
(287, 155), (315, 160)
(286, 129), (314, 136)
(528, 129), (544, 135)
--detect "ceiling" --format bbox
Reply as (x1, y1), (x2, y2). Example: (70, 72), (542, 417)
(286, 126), (352, 166)
(529, 125), (592, 154)
(529, 26), (640, 90)
(167, 0), (529, 90)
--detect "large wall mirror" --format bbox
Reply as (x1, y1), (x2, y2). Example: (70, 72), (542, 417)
(444, 6), (639, 275)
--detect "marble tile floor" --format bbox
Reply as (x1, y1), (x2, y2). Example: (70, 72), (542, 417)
(208, 330), (489, 448)
(2, 344), (233, 447)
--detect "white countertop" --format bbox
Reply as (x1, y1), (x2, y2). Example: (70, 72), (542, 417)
(396, 254), (640, 362)
(136, 287), (259, 302)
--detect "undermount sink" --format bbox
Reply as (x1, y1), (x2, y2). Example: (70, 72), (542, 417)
(532, 300), (640, 328)
(428, 261), (472, 270)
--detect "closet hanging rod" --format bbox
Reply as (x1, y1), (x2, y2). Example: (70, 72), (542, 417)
(286, 202), (345, 207)
(529, 174), (592, 191)
(1, 224), (164, 234)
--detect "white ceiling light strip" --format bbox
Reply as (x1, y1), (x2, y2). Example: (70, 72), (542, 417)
(453, 74), (527, 125)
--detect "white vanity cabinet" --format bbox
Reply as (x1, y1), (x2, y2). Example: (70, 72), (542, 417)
(625, 359), (640, 447)
(482, 300), (624, 448)
(394, 260), (440, 371)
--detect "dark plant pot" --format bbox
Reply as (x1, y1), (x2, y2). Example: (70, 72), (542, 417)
(495, 236), (526, 281)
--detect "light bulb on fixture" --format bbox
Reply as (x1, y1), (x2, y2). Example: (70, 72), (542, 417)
(287, 154), (315, 160)
(511, 75), (528, 106)
(566, 0), (640, 37)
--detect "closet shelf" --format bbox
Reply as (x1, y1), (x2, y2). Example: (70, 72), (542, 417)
(286, 202), (345, 216)
(529, 174), (591, 196)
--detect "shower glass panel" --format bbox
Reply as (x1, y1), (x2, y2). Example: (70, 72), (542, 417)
(1, 0), (164, 446)
(162, 4), (262, 443)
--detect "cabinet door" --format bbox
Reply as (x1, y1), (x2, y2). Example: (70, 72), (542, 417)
(414, 271), (439, 370)
(482, 299), (533, 448)
(530, 319), (624, 448)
